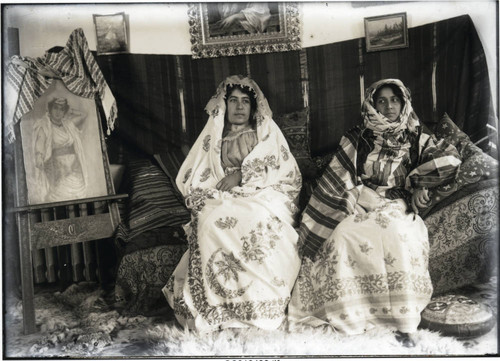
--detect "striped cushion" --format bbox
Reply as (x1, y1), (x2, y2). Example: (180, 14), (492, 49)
(124, 158), (190, 240)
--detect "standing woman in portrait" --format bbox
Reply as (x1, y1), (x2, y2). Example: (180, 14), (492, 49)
(33, 97), (88, 203)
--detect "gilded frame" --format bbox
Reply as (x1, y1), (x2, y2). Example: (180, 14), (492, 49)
(188, 3), (301, 59)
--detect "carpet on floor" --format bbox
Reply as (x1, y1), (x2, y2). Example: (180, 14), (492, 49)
(4, 279), (497, 358)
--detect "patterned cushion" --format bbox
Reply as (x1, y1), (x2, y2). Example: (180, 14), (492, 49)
(122, 158), (190, 240)
(424, 180), (498, 294)
(274, 108), (319, 179)
(419, 114), (498, 217)
(420, 294), (495, 338)
(115, 243), (187, 316)
(433, 113), (470, 149)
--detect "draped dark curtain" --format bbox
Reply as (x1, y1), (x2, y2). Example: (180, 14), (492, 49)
(96, 54), (182, 155)
(181, 55), (248, 144)
(247, 50), (303, 116)
(434, 15), (496, 144)
(308, 15), (495, 155)
(306, 39), (362, 156)
(96, 15), (496, 159)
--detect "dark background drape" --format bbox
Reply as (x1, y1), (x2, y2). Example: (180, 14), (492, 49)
(95, 15), (497, 160)
(97, 55), (182, 156)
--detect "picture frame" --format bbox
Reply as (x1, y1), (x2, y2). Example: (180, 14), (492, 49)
(188, 3), (301, 59)
(93, 12), (129, 55)
(19, 80), (110, 205)
(364, 12), (409, 52)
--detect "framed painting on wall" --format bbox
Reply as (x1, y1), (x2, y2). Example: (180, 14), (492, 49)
(364, 12), (409, 52)
(188, 2), (301, 59)
(19, 80), (109, 205)
(93, 12), (129, 55)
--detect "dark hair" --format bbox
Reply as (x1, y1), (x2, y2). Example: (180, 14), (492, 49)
(373, 83), (405, 108)
(225, 84), (258, 129)
(48, 98), (69, 114)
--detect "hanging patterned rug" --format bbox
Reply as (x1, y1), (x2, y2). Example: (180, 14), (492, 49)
(4, 279), (497, 357)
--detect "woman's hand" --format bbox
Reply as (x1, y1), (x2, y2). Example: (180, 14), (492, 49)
(216, 171), (242, 192)
(411, 187), (430, 215)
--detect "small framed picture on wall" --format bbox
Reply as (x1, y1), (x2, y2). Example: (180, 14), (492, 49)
(93, 12), (129, 55)
(364, 12), (409, 52)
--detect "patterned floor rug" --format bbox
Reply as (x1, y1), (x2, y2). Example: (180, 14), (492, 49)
(4, 280), (498, 358)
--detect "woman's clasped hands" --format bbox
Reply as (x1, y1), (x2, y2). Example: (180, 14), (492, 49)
(216, 170), (242, 192)
(411, 187), (430, 215)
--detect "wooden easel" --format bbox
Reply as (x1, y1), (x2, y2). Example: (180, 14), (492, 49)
(7, 98), (127, 334)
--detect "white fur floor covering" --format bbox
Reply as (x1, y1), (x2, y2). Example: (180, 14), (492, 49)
(4, 281), (498, 358)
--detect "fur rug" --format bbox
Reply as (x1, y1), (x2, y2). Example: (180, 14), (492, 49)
(4, 280), (498, 358)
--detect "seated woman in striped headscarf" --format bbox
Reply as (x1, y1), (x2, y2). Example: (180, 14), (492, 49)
(288, 78), (462, 347)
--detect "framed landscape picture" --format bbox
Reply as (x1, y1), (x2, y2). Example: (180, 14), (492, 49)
(93, 12), (129, 55)
(364, 12), (408, 52)
(188, 2), (301, 59)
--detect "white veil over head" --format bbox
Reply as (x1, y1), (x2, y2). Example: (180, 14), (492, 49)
(176, 75), (301, 213)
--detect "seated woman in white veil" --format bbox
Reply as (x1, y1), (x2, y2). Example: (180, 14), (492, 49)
(163, 75), (302, 332)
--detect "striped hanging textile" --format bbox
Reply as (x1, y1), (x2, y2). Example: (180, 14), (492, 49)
(246, 50), (303, 116)
(96, 53), (183, 154)
(306, 38), (361, 156)
(181, 54), (248, 144)
(5, 28), (117, 142)
(433, 15), (497, 146)
(306, 15), (496, 156)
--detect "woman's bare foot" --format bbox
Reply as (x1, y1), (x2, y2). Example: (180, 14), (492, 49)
(395, 331), (416, 348)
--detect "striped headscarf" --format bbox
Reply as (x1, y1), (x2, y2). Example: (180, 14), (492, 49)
(362, 78), (420, 136)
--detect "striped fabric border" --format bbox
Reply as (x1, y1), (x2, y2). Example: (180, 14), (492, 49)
(299, 127), (362, 259)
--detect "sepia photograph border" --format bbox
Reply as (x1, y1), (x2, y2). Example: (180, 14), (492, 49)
(188, 3), (301, 59)
(364, 12), (409, 52)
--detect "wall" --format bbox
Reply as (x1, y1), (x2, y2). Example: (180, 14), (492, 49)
(3, 1), (498, 110)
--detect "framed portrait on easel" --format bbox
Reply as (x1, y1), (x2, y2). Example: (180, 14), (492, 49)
(19, 79), (109, 205)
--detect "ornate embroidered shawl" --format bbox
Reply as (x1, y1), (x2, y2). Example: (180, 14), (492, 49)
(175, 75), (302, 216)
